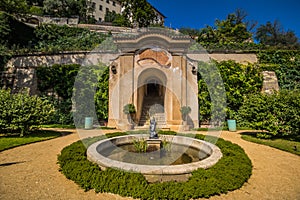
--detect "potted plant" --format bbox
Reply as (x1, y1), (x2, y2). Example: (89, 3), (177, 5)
(180, 106), (191, 124)
(180, 106), (191, 131)
(123, 104), (136, 130)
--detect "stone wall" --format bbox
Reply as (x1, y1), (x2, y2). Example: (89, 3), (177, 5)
(261, 71), (280, 94)
(3, 53), (87, 94)
(2, 52), (259, 95)
(27, 15), (79, 25)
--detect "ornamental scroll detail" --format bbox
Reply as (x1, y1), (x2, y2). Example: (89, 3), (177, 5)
(136, 48), (172, 68)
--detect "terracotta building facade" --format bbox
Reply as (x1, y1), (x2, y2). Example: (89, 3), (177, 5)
(107, 30), (200, 130)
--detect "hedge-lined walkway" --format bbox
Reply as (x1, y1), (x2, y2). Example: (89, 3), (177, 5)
(0, 129), (299, 200)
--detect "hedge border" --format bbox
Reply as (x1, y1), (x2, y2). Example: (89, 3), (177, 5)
(58, 132), (252, 199)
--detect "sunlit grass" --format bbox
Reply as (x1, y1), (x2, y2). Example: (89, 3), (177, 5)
(0, 130), (67, 151)
(241, 134), (300, 156)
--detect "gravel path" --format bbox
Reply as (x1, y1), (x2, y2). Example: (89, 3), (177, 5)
(0, 129), (299, 200)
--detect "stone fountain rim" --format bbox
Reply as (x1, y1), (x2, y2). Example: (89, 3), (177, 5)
(87, 134), (223, 175)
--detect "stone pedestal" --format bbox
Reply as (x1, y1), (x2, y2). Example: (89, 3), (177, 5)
(146, 139), (162, 159)
(146, 139), (162, 152)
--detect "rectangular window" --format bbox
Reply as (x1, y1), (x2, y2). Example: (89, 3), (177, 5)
(99, 18), (102, 22)
(112, 1), (116, 6)
(106, 0), (109, 4)
(106, 8), (109, 12)
(92, 2), (96, 9)
(99, 5), (102, 11)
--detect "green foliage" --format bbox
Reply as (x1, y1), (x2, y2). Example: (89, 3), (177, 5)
(0, 89), (55, 136)
(197, 61), (227, 124)
(241, 133), (300, 156)
(123, 104), (136, 114)
(0, 130), (62, 151)
(36, 64), (80, 124)
(34, 24), (107, 52)
(58, 132), (252, 199)
(94, 67), (109, 120)
(120, 0), (158, 27)
(198, 61), (263, 123)
(37, 64), (80, 100)
(28, 5), (43, 16)
(37, 64), (109, 125)
(197, 10), (252, 45)
(0, 0), (28, 15)
(73, 64), (109, 125)
(258, 50), (300, 90)
(255, 20), (299, 49)
(133, 138), (147, 153)
(237, 90), (300, 138)
(0, 11), (35, 48)
(43, 0), (92, 22)
(180, 106), (191, 121)
(0, 45), (12, 72)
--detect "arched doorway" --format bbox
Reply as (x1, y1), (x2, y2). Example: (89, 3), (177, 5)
(136, 69), (167, 126)
(145, 78), (164, 97)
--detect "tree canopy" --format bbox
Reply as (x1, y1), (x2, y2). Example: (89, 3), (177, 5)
(255, 20), (299, 48)
(197, 10), (252, 44)
(120, 0), (157, 27)
(0, 0), (28, 15)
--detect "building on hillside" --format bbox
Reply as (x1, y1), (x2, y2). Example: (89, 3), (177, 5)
(88, 0), (122, 22)
(152, 6), (166, 25)
(87, 0), (165, 25)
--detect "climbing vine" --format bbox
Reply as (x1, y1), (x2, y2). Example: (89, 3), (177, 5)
(36, 64), (109, 125)
(198, 60), (263, 123)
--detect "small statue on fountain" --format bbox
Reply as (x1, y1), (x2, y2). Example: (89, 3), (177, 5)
(149, 117), (158, 139)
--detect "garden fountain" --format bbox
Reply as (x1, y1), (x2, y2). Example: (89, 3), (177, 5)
(87, 119), (222, 182)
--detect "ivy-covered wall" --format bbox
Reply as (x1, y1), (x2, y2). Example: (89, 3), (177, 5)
(36, 64), (109, 125)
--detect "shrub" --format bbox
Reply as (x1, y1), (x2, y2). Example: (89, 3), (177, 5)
(34, 24), (107, 52)
(198, 61), (263, 123)
(36, 64), (109, 125)
(73, 65), (109, 126)
(0, 89), (55, 136)
(36, 64), (80, 125)
(237, 90), (300, 138)
(58, 131), (252, 199)
(258, 50), (300, 90)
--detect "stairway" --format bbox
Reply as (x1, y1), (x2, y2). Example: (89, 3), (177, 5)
(138, 96), (166, 128)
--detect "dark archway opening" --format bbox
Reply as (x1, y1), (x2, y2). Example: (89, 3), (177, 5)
(147, 83), (160, 97)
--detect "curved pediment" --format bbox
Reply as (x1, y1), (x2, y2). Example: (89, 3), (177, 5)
(113, 28), (192, 54)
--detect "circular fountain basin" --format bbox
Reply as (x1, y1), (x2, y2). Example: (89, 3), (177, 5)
(87, 135), (222, 176)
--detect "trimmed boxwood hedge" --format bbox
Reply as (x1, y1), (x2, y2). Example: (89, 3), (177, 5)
(58, 132), (252, 199)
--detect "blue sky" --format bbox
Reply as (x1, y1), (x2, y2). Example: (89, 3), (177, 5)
(148, 0), (300, 39)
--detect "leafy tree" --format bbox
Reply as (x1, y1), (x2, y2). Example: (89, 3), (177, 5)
(105, 11), (117, 22)
(0, 89), (55, 136)
(0, 12), (35, 48)
(43, 0), (93, 22)
(26, 0), (43, 6)
(0, 0), (28, 15)
(198, 9), (252, 44)
(0, 12), (11, 45)
(112, 13), (131, 27)
(179, 27), (201, 39)
(255, 20), (299, 48)
(120, 0), (157, 27)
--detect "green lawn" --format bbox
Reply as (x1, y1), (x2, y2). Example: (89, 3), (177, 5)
(241, 134), (300, 156)
(0, 130), (67, 151)
(40, 124), (76, 129)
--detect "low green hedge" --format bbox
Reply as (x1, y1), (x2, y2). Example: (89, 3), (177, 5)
(58, 132), (252, 199)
